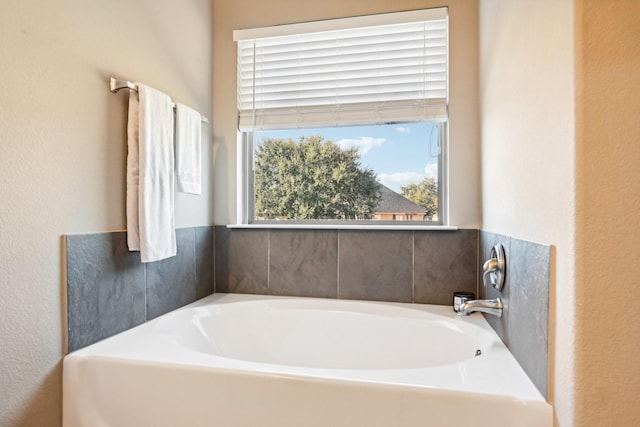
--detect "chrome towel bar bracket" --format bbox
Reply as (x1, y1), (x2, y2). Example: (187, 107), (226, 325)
(109, 77), (209, 124)
(110, 77), (137, 93)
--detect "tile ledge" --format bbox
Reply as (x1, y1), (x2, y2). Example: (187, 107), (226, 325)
(227, 224), (459, 231)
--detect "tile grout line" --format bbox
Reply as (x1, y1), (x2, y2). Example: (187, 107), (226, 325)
(143, 256), (148, 321)
(411, 231), (415, 303)
(476, 230), (480, 297)
(267, 230), (271, 292)
(192, 228), (197, 299)
(212, 226), (216, 294)
(336, 230), (340, 298)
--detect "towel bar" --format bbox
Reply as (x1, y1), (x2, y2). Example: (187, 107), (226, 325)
(110, 77), (208, 124)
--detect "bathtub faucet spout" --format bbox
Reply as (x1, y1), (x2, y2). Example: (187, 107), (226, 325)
(455, 297), (503, 318)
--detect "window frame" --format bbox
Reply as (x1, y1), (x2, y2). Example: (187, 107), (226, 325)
(236, 122), (448, 227)
(234, 8), (451, 228)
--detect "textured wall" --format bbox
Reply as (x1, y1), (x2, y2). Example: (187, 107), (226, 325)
(479, 1), (575, 425)
(212, 0), (481, 227)
(481, 1), (640, 425)
(574, 1), (640, 425)
(0, 1), (213, 425)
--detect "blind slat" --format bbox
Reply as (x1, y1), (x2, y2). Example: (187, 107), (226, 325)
(242, 77), (448, 99)
(241, 31), (447, 55)
(238, 99), (448, 130)
(240, 60), (446, 80)
(247, 47), (447, 68)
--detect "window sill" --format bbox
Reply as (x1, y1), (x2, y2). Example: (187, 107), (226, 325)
(226, 224), (459, 231)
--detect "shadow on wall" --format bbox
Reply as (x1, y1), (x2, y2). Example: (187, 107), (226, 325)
(7, 363), (62, 427)
(211, 133), (230, 222)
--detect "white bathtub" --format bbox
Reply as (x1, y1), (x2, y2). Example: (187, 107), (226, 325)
(63, 293), (552, 427)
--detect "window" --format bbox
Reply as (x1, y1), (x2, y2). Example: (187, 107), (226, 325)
(234, 8), (448, 225)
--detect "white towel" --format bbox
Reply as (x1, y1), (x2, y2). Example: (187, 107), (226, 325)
(174, 103), (202, 194)
(126, 83), (176, 263)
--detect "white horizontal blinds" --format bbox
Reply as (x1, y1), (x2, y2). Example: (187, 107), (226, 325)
(235, 8), (448, 131)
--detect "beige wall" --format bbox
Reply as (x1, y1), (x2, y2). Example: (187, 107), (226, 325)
(479, 0), (575, 425)
(212, 0), (481, 227)
(574, 1), (640, 425)
(482, 0), (640, 426)
(0, 0), (213, 425)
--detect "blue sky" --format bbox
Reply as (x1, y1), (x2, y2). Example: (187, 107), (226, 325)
(256, 123), (439, 193)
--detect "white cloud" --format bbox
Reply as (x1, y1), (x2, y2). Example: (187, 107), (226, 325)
(395, 127), (411, 134)
(424, 163), (438, 178)
(377, 172), (425, 193)
(336, 137), (386, 155)
(378, 164), (438, 193)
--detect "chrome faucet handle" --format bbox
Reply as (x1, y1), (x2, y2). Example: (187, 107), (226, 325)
(483, 244), (506, 291)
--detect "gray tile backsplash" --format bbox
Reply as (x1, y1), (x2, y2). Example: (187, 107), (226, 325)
(66, 226), (215, 352)
(214, 226), (478, 304)
(480, 231), (550, 398)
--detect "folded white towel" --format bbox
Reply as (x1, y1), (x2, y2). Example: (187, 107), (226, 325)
(126, 83), (177, 263)
(174, 103), (202, 194)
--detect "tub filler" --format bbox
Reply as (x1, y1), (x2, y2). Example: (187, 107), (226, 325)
(63, 293), (552, 427)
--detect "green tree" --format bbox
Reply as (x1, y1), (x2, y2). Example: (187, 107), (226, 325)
(254, 136), (381, 220)
(401, 177), (438, 219)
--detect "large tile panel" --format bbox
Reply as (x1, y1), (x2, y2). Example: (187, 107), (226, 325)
(507, 236), (550, 398)
(66, 232), (146, 352)
(338, 231), (413, 302)
(269, 230), (338, 298)
(413, 229), (477, 305)
(215, 226), (269, 294)
(479, 230), (550, 398)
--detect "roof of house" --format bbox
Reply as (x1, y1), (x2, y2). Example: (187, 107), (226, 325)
(375, 184), (426, 215)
